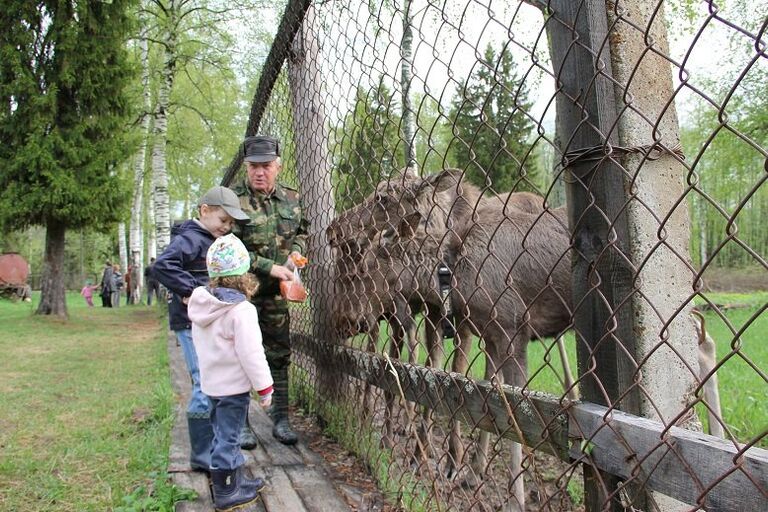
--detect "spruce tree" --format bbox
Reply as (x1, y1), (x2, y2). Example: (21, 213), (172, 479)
(450, 44), (539, 194)
(334, 78), (402, 210)
(0, 0), (137, 316)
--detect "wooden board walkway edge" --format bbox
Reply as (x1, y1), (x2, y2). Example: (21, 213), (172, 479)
(293, 334), (768, 512)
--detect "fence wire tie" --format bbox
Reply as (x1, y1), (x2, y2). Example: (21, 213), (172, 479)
(561, 141), (685, 178)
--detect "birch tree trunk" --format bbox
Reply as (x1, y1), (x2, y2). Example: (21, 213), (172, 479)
(152, 23), (177, 254)
(118, 222), (128, 272)
(400, 0), (416, 171)
(130, 33), (151, 296)
(147, 186), (157, 260)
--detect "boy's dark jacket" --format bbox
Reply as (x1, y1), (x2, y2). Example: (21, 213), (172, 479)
(152, 220), (214, 331)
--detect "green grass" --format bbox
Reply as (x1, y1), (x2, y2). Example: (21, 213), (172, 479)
(0, 292), (192, 511)
(692, 292), (767, 445)
(351, 291), (767, 447)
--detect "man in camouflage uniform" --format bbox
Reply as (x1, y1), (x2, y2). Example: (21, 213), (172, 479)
(232, 135), (309, 446)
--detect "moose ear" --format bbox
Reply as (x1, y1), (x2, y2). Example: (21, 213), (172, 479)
(326, 222), (340, 246)
(419, 168), (463, 194)
(398, 212), (422, 238)
(391, 166), (418, 183)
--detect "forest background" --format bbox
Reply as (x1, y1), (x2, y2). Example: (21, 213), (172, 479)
(0, 0), (765, 316)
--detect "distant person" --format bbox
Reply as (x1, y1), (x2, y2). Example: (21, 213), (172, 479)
(145, 257), (160, 305)
(13, 284), (32, 302)
(125, 265), (133, 305)
(111, 264), (123, 308)
(188, 234), (272, 510)
(152, 186), (249, 474)
(80, 281), (100, 307)
(100, 262), (113, 308)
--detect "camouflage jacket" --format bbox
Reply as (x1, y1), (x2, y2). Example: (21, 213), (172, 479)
(232, 179), (309, 294)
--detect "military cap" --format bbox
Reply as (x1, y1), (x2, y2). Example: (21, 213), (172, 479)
(243, 135), (280, 163)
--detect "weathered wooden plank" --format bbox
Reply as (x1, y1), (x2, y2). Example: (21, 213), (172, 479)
(247, 404), (304, 466)
(167, 331), (188, 395)
(286, 465), (351, 512)
(172, 471), (213, 512)
(570, 402), (768, 512)
(168, 404), (191, 473)
(259, 466), (309, 512)
(294, 440), (326, 468)
(236, 493), (268, 512)
(168, 331), (193, 473)
(243, 402), (273, 466)
(293, 334), (570, 459)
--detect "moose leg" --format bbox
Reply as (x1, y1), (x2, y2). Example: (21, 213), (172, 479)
(403, 315), (419, 439)
(446, 323), (473, 479)
(382, 319), (405, 449)
(505, 339), (530, 512)
(359, 324), (380, 424)
(415, 311), (445, 462)
(466, 358), (497, 488)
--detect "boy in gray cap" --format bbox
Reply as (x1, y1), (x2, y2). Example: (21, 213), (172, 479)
(152, 185), (249, 473)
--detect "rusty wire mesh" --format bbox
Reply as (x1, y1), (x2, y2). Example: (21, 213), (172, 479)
(224, 0), (767, 510)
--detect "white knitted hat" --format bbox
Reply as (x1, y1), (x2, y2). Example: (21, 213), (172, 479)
(206, 234), (251, 277)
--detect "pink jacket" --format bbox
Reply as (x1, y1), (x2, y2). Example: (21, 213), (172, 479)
(188, 286), (273, 398)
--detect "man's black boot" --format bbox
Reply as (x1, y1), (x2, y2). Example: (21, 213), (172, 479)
(271, 367), (298, 445)
(237, 466), (266, 493)
(239, 411), (258, 450)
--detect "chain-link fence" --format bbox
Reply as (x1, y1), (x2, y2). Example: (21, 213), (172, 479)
(223, 1), (767, 510)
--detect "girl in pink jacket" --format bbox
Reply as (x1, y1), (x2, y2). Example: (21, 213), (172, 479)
(187, 234), (273, 511)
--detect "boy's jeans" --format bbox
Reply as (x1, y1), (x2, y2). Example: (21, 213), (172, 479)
(210, 392), (250, 470)
(175, 329), (211, 415)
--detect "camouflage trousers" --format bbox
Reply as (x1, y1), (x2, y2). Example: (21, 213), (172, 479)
(251, 296), (291, 372)
(252, 295), (292, 420)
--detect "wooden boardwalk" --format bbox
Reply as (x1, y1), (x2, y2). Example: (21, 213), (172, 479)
(166, 333), (352, 512)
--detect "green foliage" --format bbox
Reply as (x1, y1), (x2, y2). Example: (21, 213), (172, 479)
(115, 470), (196, 512)
(413, 93), (456, 172)
(161, 18), (247, 219)
(681, 93), (767, 268)
(0, 0), (138, 232)
(449, 43), (539, 194)
(332, 78), (402, 210)
(566, 477), (585, 506)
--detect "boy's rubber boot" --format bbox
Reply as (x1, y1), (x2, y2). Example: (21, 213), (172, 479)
(270, 367), (298, 445)
(237, 466), (266, 493)
(239, 411), (258, 450)
(211, 468), (260, 511)
(187, 415), (213, 472)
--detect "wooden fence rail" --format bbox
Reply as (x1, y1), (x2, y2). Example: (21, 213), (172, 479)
(293, 334), (768, 512)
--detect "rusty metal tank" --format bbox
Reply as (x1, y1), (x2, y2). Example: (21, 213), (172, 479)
(0, 253), (29, 287)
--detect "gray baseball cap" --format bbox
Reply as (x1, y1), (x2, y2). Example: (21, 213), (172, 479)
(198, 186), (249, 221)
(243, 135), (280, 163)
